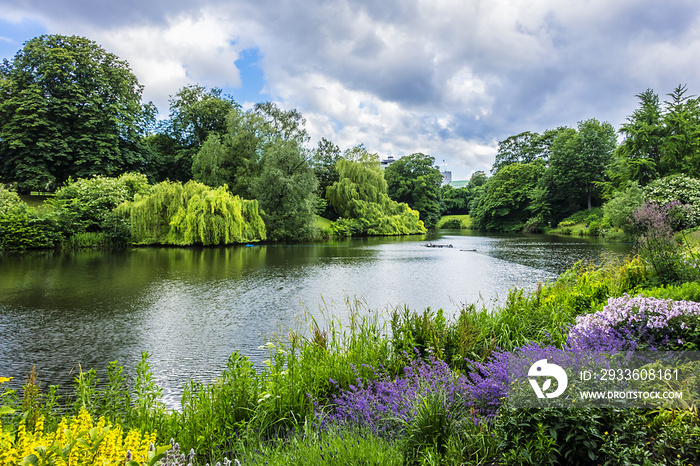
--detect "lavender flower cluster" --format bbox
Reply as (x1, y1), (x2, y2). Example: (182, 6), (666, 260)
(319, 348), (531, 437)
(321, 296), (700, 434)
(569, 295), (700, 350)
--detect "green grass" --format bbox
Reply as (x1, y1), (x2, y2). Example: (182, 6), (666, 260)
(547, 207), (605, 237)
(315, 215), (334, 237)
(436, 215), (471, 229)
(237, 425), (404, 466)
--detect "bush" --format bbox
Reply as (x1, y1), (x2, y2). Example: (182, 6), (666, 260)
(632, 201), (695, 283)
(644, 174), (700, 227)
(440, 218), (464, 229)
(568, 295), (700, 351)
(0, 187), (61, 250)
(51, 172), (150, 234)
(603, 182), (644, 233)
(121, 180), (266, 246)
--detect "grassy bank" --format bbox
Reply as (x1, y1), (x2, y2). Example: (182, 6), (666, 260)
(2, 251), (700, 465)
(436, 215), (471, 229)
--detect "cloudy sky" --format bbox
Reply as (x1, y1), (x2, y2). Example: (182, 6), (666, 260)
(2, 0), (700, 179)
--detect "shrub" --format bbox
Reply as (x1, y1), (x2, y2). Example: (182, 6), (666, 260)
(644, 174), (700, 227)
(440, 218), (464, 229)
(631, 201), (695, 283)
(568, 295), (700, 351)
(0, 187), (61, 250)
(603, 182), (645, 233)
(52, 173), (150, 234)
(121, 180), (266, 246)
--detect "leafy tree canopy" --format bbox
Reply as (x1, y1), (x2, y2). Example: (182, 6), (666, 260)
(120, 180), (266, 246)
(251, 139), (319, 241)
(327, 159), (425, 236)
(0, 35), (154, 191)
(470, 161), (545, 232)
(385, 153), (443, 228)
(492, 128), (565, 174)
(616, 85), (700, 186)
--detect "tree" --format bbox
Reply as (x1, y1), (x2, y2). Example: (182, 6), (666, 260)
(492, 129), (564, 174)
(159, 84), (239, 182)
(0, 35), (155, 191)
(615, 89), (665, 185)
(385, 153), (443, 228)
(167, 84), (238, 149)
(660, 84), (700, 178)
(542, 119), (616, 215)
(470, 161), (545, 232)
(440, 170), (489, 216)
(310, 137), (342, 219)
(251, 139), (319, 241)
(615, 85), (700, 186)
(120, 180), (266, 245)
(311, 138), (341, 195)
(253, 101), (309, 145)
(327, 159), (425, 236)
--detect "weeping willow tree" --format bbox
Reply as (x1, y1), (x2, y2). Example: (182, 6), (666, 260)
(120, 180), (266, 245)
(327, 158), (426, 236)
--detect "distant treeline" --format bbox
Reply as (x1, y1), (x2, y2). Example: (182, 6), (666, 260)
(2, 35), (700, 246)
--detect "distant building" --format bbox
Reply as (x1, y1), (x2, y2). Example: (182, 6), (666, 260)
(380, 156), (396, 169)
(441, 170), (452, 185)
(448, 180), (469, 188)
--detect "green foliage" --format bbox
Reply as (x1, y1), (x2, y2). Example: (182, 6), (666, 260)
(492, 129), (563, 174)
(310, 138), (342, 219)
(327, 158), (426, 236)
(0, 35), (154, 191)
(52, 172), (149, 234)
(496, 407), (651, 466)
(385, 153), (444, 228)
(0, 186), (60, 250)
(237, 425), (404, 466)
(122, 180), (266, 245)
(640, 280), (700, 302)
(165, 352), (258, 464)
(400, 389), (465, 461)
(251, 140), (319, 241)
(643, 174), (700, 227)
(615, 88), (665, 186)
(167, 85), (239, 150)
(616, 85), (700, 186)
(603, 182), (645, 233)
(470, 161), (545, 232)
(435, 215), (470, 229)
(542, 119), (617, 216)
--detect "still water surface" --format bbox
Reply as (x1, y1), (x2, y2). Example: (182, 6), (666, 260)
(0, 230), (631, 406)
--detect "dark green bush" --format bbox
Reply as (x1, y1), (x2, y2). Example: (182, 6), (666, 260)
(440, 218), (465, 229)
(0, 187), (61, 250)
(51, 172), (150, 234)
(496, 406), (647, 466)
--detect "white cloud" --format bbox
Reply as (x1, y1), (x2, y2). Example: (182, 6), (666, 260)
(62, 9), (250, 113)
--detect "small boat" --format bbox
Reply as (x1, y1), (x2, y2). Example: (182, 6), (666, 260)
(424, 243), (453, 248)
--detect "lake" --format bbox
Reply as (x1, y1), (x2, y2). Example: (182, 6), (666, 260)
(0, 230), (632, 406)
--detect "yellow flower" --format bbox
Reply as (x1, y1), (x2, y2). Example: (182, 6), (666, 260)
(0, 377), (11, 384)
